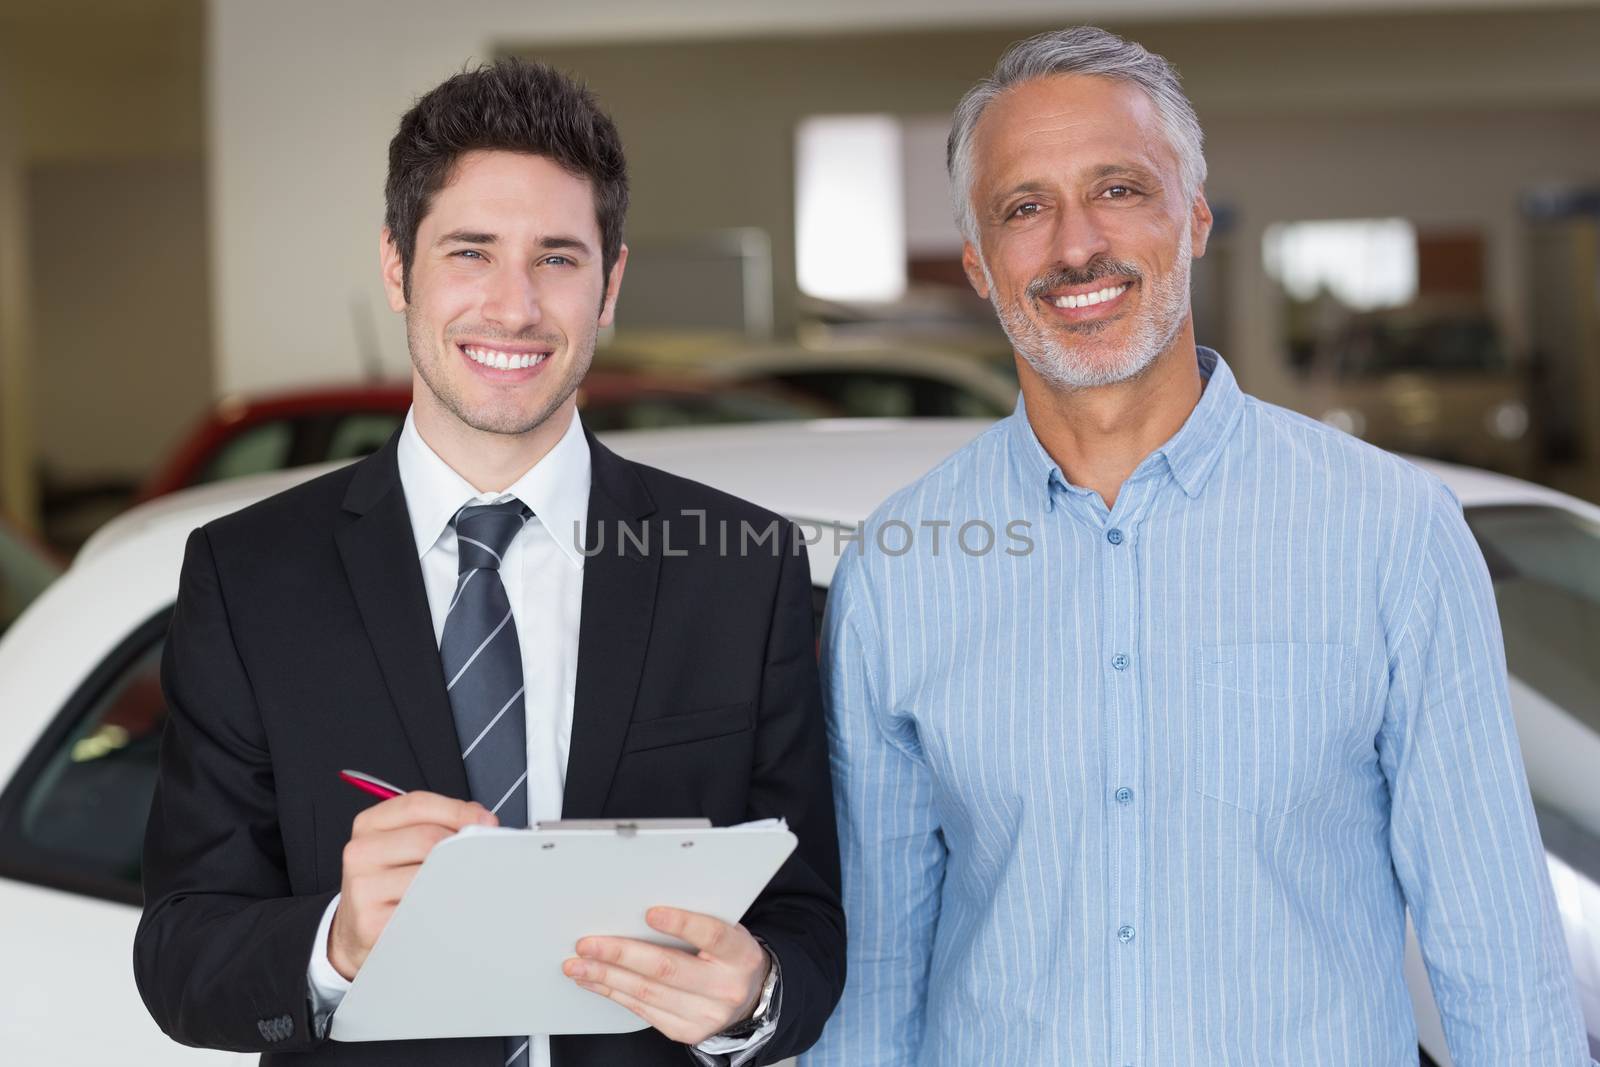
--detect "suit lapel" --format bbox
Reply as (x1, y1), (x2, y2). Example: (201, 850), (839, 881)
(562, 433), (659, 818)
(335, 434), (470, 799)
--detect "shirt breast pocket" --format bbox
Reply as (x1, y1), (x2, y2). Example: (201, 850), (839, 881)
(1192, 641), (1352, 818)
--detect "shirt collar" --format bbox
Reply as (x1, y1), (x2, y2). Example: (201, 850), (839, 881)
(1154, 347), (1245, 498)
(396, 406), (592, 569)
(1004, 346), (1245, 506)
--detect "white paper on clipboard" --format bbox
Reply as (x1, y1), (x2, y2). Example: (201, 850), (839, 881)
(328, 819), (796, 1042)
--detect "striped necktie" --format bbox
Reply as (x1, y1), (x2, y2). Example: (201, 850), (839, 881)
(439, 499), (533, 1067)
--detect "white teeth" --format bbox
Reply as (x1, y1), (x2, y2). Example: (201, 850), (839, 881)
(1052, 283), (1128, 309)
(462, 345), (551, 369)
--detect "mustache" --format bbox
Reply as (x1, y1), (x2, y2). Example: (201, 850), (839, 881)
(445, 326), (565, 347)
(1026, 259), (1142, 299)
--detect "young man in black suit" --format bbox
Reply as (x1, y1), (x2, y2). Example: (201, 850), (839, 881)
(133, 59), (843, 1067)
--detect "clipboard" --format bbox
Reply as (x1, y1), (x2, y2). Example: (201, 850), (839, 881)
(328, 819), (797, 1041)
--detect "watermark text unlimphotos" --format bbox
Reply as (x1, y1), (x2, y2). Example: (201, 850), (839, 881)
(571, 510), (1036, 558)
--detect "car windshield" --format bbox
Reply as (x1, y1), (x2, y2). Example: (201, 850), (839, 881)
(1468, 505), (1600, 730)
(1466, 503), (1600, 1052)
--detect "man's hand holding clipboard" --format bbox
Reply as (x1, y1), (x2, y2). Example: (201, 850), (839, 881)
(328, 772), (776, 1044)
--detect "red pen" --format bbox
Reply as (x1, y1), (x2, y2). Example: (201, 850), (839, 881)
(339, 769), (408, 801)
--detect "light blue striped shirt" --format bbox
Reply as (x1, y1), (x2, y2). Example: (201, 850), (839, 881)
(805, 349), (1589, 1066)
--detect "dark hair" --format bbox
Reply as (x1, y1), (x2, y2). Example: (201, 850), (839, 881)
(384, 58), (629, 298)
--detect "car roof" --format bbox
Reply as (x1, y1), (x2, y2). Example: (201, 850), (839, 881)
(78, 418), (1599, 581)
(705, 348), (1019, 401)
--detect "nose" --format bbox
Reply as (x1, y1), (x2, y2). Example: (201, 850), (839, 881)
(1051, 201), (1111, 269)
(480, 262), (543, 333)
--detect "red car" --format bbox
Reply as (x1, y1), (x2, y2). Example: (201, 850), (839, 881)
(137, 372), (830, 501)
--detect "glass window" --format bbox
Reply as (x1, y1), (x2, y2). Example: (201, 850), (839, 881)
(586, 389), (825, 432)
(945, 385), (1009, 419)
(197, 419), (295, 484)
(1467, 505), (1600, 729)
(0, 525), (61, 636)
(795, 115), (906, 303)
(0, 611), (169, 902)
(1263, 218), (1418, 313)
(326, 412), (404, 462)
(1468, 505), (1600, 1059)
(774, 371), (916, 418)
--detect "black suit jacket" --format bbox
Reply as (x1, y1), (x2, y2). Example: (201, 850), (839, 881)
(133, 430), (844, 1066)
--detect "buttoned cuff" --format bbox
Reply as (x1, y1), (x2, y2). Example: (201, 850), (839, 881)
(305, 892), (351, 1037)
(689, 944), (781, 1066)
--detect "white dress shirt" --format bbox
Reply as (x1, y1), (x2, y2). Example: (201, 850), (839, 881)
(306, 408), (773, 1065)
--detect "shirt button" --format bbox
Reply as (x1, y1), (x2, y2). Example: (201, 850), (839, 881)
(1115, 786), (1134, 805)
(1112, 653), (1129, 671)
(1117, 924), (1136, 944)
(1106, 527), (1124, 545)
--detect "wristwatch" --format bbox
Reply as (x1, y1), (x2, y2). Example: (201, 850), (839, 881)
(716, 945), (779, 1040)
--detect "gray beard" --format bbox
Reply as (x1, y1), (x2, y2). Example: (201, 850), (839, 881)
(985, 230), (1194, 391)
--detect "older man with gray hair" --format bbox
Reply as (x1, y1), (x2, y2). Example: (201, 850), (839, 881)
(803, 25), (1590, 1067)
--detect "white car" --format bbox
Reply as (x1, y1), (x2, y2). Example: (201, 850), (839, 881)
(1, 418), (1596, 1065)
(606, 343), (1021, 420)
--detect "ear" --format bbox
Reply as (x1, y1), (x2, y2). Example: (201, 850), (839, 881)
(598, 243), (629, 328)
(379, 227), (408, 311)
(961, 242), (991, 300)
(1188, 189), (1214, 260)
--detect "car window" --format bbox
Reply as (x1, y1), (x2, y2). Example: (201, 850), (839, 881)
(0, 610), (169, 904)
(0, 525), (61, 636)
(583, 396), (715, 433)
(197, 419), (295, 484)
(775, 371), (918, 417)
(326, 411), (405, 461)
(1466, 505), (1600, 730)
(771, 370), (1008, 419)
(944, 384), (1009, 419)
(585, 390), (822, 433)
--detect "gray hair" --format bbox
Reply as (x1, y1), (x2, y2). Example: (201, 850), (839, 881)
(947, 26), (1207, 245)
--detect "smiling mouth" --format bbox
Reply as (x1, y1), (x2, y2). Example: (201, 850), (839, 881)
(1048, 283), (1131, 310)
(458, 343), (551, 370)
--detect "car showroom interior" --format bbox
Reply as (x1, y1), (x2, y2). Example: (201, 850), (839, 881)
(1, 1), (1599, 1065)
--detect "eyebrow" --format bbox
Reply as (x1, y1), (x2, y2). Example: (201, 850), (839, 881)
(1087, 162), (1160, 183)
(434, 230), (595, 256)
(994, 163), (1162, 201)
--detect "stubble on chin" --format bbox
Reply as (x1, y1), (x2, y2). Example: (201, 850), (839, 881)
(984, 242), (1192, 392)
(406, 312), (595, 437)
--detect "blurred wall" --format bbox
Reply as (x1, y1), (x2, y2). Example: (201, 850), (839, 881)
(28, 160), (213, 481)
(0, 58), (35, 525)
(529, 12), (1600, 403)
(1205, 108), (1600, 408)
(0, 0), (211, 504)
(210, 0), (1600, 395)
